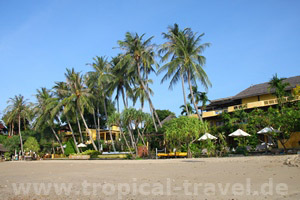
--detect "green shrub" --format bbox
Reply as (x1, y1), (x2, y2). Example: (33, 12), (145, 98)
(235, 146), (248, 156)
(64, 139), (76, 156)
(82, 150), (101, 158)
(4, 152), (11, 161)
(125, 153), (133, 159)
(24, 137), (40, 152)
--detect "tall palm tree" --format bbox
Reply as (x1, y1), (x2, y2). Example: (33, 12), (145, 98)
(64, 68), (98, 151)
(53, 82), (80, 153)
(117, 32), (162, 131)
(34, 88), (65, 154)
(159, 24), (211, 121)
(108, 55), (134, 110)
(159, 23), (191, 116)
(87, 57), (116, 152)
(5, 95), (30, 155)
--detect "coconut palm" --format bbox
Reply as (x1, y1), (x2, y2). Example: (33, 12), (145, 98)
(5, 95), (31, 155)
(188, 86), (210, 114)
(180, 103), (194, 116)
(268, 73), (290, 108)
(132, 78), (154, 111)
(64, 68), (98, 151)
(108, 55), (134, 110)
(87, 57), (116, 152)
(159, 24), (211, 121)
(34, 88), (65, 154)
(159, 23), (191, 116)
(117, 32), (162, 131)
(53, 82), (80, 153)
(107, 112), (132, 154)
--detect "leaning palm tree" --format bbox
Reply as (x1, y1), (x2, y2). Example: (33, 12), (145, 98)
(117, 32), (162, 131)
(52, 82), (80, 153)
(64, 68), (98, 151)
(34, 88), (65, 154)
(5, 95), (30, 155)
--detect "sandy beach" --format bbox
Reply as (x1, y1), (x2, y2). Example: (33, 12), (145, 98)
(0, 155), (299, 200)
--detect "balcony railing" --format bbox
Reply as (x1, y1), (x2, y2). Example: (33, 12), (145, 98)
(203, 95), (299, 118)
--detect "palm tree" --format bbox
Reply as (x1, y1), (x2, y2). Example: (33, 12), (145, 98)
(87, 57), (116, 152)
(108, 55), (134, 110)
(159, 23), (191, 116)
(180, 103), (194, 116)
(5, 95), (30, 155)
(268, 73), (290, 108)
(159, 24), (211, 121)
(53, 82), (80, 153)
(34, 88), (65, 154)
(64, 68), (98, 151)
(188, 86), (210, 114)
(117, 32), (162, 131)
(107, 112), (132, 154)
(132, 78), (154, 111)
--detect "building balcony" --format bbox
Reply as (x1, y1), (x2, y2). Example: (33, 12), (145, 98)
(203, 95), (299, 118)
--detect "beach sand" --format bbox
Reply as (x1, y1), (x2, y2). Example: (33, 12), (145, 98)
(0, 155), (299, 199)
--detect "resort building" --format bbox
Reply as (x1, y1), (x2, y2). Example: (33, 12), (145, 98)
(59, 125), (120, 143)
(203, 75), (300, 126)
(202, 75), (300, 149)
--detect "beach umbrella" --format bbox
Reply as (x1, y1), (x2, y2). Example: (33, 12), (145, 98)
(77, 143), (87, 148)
(257, 127), (280, 134)
(198, 133), (217, 141)
(229, 129), (251, 137)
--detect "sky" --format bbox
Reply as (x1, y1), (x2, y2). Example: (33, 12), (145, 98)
(0, 0), (300, 118)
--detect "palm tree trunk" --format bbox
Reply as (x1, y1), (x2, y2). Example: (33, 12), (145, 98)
(121, 88), (128, 108)
(137, 128), (146, 146)
(97, 107), (101, 151)
(76, 112), (84, 143)
(18, 114), (24, 156)
(93, 109), (101, 151)
(150, 106), (158, 132)
(120, 128), (132, 154)
(136, 63), (162, 128)
(48, 124), (65, 154)
(79, 112), (98, 151)
(117, 97), (120, 113)
(127, 125), (137, 152)
(187, 71), (202, 121)
(66, 118), (79, 153)
(102, 93), (116, 152)
(181, 73), (190, 116)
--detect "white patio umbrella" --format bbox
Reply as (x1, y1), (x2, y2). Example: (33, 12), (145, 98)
(198, 133), (217, 141)
(229, 129), (251, 137)
(77, 143), (87, 148)
(257, 127), (280, 134)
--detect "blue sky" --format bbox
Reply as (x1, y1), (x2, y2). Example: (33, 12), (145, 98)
(0, 0), (300, 117)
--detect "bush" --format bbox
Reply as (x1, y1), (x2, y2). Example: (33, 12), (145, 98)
(24, 137), (40, 152)
(64, 139), (76, 156)
(82, 150), (101, 158)
(4, 152), (11, 161)
(235, 146), (248, 156)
